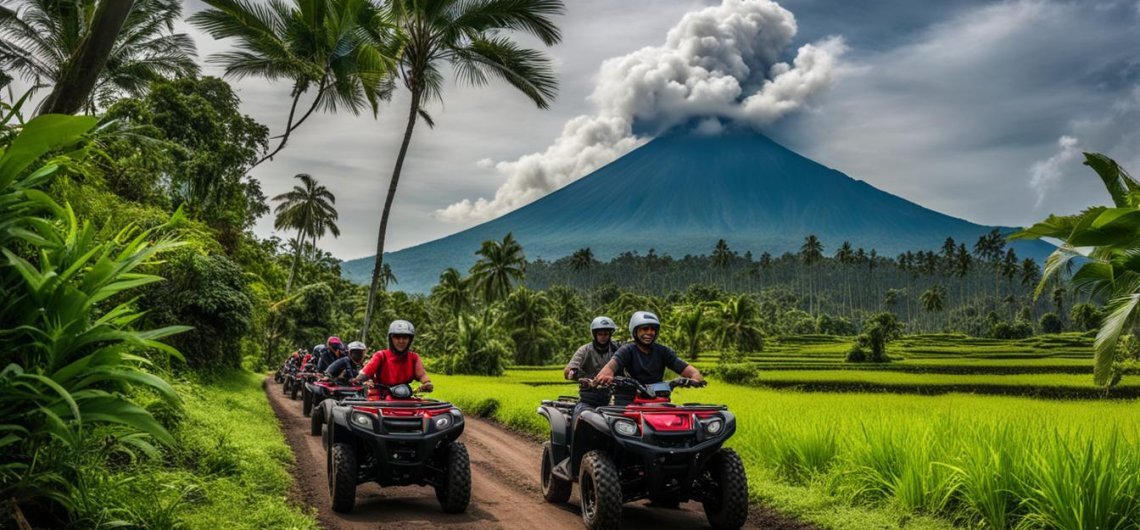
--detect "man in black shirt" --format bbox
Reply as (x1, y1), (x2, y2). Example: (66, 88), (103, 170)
(593, 311), (704, 405)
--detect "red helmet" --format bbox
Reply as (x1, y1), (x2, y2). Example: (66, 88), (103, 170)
(327, 336), (344, 350)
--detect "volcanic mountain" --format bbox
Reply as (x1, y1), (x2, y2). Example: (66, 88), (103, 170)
(342, 129), (1053, 293)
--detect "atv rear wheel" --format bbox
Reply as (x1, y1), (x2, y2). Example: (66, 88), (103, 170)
(540, 442), (571, 503)
(329, 442), (357, 513)
(310, 402), (325, 436)
(302, 387), (313, 416)
(434, 442), (471, 513)
(702, 448), (749, 530)
(579, 450), (622, 530)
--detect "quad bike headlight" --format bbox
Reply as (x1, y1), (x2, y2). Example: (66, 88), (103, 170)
(613, 419), (639, 437)
(450, 408), (463, 419)
(434, 415), (452, 429)
(351, 411), (376, 430)
(704, 419), (724, 435)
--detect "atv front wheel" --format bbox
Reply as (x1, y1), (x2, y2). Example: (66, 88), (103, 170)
(282, 379), (291, 395)
(329, 443), (357, 513)
(290, 381), (300, 400)
(310, 402), (324, 436)
(702, 448), (749, 530)
(579, 450), (622, 530)
(435, 442), (471, 513)
(302, 387), (313, 416)
(540, 442), (571, 503)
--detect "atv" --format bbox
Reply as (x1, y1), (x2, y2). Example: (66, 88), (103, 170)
(537, 376), (748, 530)
(287, 365), (320, 400)
(324, 382), (470, 514)
(303, 376), (364, 418)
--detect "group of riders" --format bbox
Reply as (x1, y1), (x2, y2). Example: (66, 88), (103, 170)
(284, 310), (703, 406)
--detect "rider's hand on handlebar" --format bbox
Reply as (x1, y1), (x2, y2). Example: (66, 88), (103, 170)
(671, 377), (707, 388)
(418, 382), (434, 393)
(564, 367), (580, 381)
(593, 371), (614, 387)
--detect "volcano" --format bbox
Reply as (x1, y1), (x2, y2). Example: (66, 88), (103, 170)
(342, 129), (1053, 293)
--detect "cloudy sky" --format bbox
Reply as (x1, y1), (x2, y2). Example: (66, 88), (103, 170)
(172, 0), (1140, 260)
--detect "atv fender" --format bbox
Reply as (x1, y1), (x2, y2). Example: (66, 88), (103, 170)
(537, 405), (570, 463)
(570, 410), (614, 478)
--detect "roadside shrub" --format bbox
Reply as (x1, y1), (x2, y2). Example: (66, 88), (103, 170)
(1039, 312), (1063, 334)
(845, 343), (867, 363)
(142, 251), (254, 369)
(715, 362), (757, 385)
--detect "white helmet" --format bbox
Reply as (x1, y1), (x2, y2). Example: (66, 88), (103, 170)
(388, 320), (415, 337)
(628, 311), (661, 337)
(387, 320), (416, 354)
(590, 316), (617, 334)
(347, 341), (367, 352)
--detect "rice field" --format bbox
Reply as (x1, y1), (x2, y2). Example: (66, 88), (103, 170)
(430, 334), (1140, 530)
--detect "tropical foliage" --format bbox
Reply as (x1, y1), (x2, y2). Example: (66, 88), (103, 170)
(1012, 153), (1140, 385)
(0, 0), (198, 111)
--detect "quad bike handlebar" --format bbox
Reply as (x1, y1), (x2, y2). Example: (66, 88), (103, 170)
(579, 375), (707, 397)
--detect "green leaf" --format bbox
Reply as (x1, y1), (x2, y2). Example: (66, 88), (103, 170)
(0, 115), (97, 189)
(1093, 293), (1140, 386)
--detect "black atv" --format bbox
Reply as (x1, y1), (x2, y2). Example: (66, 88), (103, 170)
(324, 382), (470, 514)
(537, 376), (748, 530)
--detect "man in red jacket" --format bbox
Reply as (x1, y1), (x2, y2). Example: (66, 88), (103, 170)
(353, 319), (433, 392)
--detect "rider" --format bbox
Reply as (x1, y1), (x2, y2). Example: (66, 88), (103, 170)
(351, 320), (433, 393)
(325, 341), (367, 385)
(564, 316), (620, 408)
(317, 336), (345, 372)
(593, 311), (705, 406)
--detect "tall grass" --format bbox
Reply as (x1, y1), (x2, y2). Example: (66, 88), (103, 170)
(433, 370), (1140, 529)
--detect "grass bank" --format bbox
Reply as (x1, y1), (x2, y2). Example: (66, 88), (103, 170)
(74, 371), (318, 529)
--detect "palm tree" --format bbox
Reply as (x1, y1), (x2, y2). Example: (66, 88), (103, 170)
(0, 0), (198, 114)
(469, 233), (527, 304)
(360, 0), (564, 341)
(272, 173), (340, 292)
(191, 0), (397, 167)
(379, 263), (397, 290)
(711, 239), (733, 268)
(569, 247), (594, 271)
(502, 287), (555, 364)
(431, 267), (470, 317)
(672, 304), (713, 361)
(800, 234), (824, 314)
(920, 284), (946, 330)
(715, 295), (764, 354)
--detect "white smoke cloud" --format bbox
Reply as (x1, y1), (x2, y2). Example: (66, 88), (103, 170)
(1029, 135), (1080, 208)
(436, 0), (846, 224)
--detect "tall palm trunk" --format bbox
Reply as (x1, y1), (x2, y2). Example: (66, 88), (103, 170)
(39, 0), (136, 115)
(285, 227), (307, 293)
(362, 88), (422, 342)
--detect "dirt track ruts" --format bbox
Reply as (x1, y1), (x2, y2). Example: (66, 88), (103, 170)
(264, 377), (815, 530)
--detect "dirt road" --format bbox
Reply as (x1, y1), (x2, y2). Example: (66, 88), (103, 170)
(265, 378), (813, 530)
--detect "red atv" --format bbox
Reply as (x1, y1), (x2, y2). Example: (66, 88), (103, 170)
(538, 376), (748, 529)
(285, 362), (320, 400)
(323, 382), (470, 514)
(303, 376), (364, 419)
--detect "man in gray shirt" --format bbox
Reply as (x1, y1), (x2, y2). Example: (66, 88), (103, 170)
(564, 316), (620, 407)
